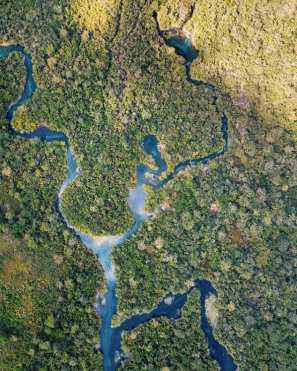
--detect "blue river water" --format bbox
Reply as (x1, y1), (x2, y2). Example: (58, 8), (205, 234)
(0, 39), (236, 371)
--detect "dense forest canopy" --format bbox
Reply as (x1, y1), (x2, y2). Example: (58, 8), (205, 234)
(0, 1), (296, 370)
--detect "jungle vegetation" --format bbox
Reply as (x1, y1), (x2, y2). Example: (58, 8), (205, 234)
(0, 0), (296, 369)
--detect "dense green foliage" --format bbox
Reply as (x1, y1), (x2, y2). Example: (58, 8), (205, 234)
(0, 52), (25, 124)
(114, 120), (297, 369)
(1, 0), (296, 370)
(0, 127), (104, 369)
(120, 291), (218, 370)
(158, 0), (297, 132)
(1, 0), (224, 235)
(0, 58), (103, 369)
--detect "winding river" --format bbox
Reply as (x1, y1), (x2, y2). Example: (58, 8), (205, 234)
(0, 27), (236, 371)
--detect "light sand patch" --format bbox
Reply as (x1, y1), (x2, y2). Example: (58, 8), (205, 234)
(205, 294), (218, 328)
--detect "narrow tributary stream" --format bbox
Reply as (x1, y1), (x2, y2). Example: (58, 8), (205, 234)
(0, 36), (236, 371)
